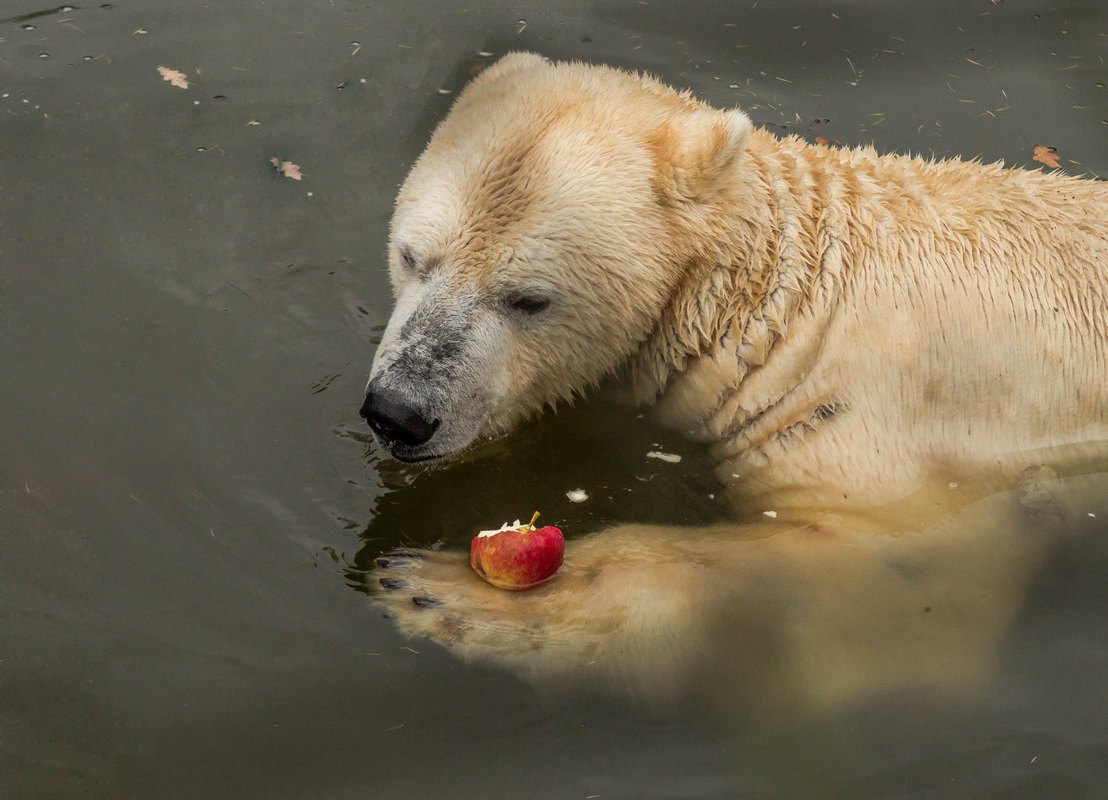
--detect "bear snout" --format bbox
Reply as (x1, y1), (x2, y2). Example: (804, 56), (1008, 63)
(360, 383), (441, 449)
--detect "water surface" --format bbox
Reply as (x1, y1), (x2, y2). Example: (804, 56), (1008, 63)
(1, 1), (1105, 798)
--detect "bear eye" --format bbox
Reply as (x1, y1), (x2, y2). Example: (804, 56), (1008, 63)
(398, 245), (417, 272)
(510, 295), (551, 315)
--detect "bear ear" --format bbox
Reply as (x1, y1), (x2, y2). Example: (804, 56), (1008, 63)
(473, 51), (551, 84)
(650, 107), (752, 202)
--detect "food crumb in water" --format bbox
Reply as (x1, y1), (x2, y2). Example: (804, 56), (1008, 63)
(566, 489), (589, 503)
(763, 510), (778, 518)
(646, 451), (682, 463)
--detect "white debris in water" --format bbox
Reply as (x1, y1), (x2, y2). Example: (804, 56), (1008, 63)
(948, 482), (958, 489)
(646, 451), (682, 463)
(731, 473), (740, 478)
(566, 489), (589, 503)
(477, 519), (524, 538)
(1090, 513), (1097, 518)
(763, 510), (778, 519)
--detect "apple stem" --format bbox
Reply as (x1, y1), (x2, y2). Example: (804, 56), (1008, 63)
(526, 510), (540, 531)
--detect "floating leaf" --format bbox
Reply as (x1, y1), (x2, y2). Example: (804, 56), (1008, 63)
(1032, 145), (1061, 170)
(270, 157), (303, 180)
(157, 65), (189, 89)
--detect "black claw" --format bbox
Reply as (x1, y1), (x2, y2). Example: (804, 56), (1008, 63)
(412, 596), (443, 608)
(379, 577), (407, 590)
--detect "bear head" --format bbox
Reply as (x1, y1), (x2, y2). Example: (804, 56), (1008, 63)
(362, 52), (752, 462)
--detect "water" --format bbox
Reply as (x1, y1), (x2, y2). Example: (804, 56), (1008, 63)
(1, 1), (1105, 797)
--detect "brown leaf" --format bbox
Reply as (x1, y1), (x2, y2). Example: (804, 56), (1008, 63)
(1032, 145), (1061, 170)
(270, 157), (303, 181)
(157, 65), (189, 89)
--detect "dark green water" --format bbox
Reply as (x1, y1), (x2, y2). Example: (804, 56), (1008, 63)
(1, 1), (1105, 798)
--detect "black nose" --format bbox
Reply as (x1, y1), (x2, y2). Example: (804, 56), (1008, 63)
(360, 386), (440, 448)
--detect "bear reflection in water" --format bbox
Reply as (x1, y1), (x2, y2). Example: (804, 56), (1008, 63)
(360, 54), (1108, 709)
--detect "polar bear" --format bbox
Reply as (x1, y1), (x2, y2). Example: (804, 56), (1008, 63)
(360, 53), (1107, 706)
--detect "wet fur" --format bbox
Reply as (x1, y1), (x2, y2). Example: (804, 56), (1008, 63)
(367, 54), (1107, 707)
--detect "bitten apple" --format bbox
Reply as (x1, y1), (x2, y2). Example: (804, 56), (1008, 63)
(470, 512), (565, 590)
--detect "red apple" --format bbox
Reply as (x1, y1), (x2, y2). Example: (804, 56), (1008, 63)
(470, 512), (565, 590)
